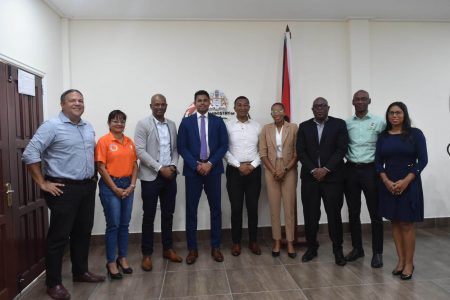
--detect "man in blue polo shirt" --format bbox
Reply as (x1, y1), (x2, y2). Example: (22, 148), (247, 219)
(22, 89), (104, 300)
(344, 90), (385, 268)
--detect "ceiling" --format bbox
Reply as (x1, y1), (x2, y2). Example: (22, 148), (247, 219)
(43, 0), (450, 21)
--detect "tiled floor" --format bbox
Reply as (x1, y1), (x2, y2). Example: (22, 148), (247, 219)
(17, 227), (450, 299)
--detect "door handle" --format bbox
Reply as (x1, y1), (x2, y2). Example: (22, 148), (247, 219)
(4, 183), (14, 207)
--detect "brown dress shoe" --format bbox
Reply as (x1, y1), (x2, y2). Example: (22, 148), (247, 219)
(231, 244), (241, 256)
(47, 284), (70, 300)
(141, 255), (153, 271)
(211, 248), (224, 262)
(186, 250), (198, 265)
(72, 271), (105, 283)
(163, 249), (183, 263)
(248, 242), (262, 255)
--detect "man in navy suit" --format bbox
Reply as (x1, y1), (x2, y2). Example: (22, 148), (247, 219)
(177, 90), (228, 264)
(296, 97), (349, 266)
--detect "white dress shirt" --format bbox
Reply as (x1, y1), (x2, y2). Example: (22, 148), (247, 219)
(275, 126), (283, 158)
(153, 117), (171, 168)
(225, 117), (261, 168)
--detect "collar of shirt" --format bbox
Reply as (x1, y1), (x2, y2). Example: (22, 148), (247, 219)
(153, 116), (168, 125)
(313, 117), (329, 125)
(59, 111), (86, 126)
(233, 117), (250, 124)
(197, 112), (209, 119)
(107, 131), (131, 145)
(352, 112), (373, 120)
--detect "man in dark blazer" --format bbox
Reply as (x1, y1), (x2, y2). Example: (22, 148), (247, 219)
(177, 90), (228, 264)
(296, 97), (349, 266)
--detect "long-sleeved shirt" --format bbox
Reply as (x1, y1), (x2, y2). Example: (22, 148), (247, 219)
(225, 117), (261, 168)
(22, 111), (95, 180)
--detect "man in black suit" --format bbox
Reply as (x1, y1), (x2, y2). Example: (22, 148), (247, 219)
(296, 97), (349, 266)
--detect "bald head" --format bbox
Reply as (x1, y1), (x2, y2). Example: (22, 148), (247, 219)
(352, 90), (371, 117)
(312, 97), (330, 122)
(151, 93), (166, 105)
(150, 93), (167, 121)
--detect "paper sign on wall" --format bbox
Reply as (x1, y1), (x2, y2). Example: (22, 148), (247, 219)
(18, 69), (36, 96)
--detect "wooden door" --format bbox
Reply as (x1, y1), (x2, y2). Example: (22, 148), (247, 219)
(0, 61), (47, 300)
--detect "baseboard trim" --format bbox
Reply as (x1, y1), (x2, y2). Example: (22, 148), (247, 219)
(90, 216), (450, 245)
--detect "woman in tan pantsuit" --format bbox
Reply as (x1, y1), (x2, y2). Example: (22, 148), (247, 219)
(259, 103), (298, 258)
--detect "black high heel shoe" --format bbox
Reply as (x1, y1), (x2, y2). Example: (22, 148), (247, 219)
(392, 269), (403, 276)
(400, 266), (414, 280)
(288, 252), (297, 259)
(106, 263), (123, 280)
(272, 250), (280, 257)
(116, 258), (133, 274)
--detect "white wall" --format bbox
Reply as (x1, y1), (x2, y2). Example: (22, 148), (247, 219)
(4, 8), (448, 234)
(67, 19), (450, 235)
(0, 0), (62, 114)
(68, 20), (351, 234)
(370, 22), (450, 217)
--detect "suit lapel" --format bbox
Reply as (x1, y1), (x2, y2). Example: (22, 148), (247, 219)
(193, 113), (200, 141)
(149, 116), (160, 143)
(320, 118), (330, 145)
(282, 123), (289, 146)
(309, 119), (319, 146)
(207, 113), (213, 143)
(269, 123), (277, 149)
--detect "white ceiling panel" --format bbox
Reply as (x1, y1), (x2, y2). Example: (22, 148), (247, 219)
(43, 0), (450, 21)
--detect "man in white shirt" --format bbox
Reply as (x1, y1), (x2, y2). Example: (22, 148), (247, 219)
(225, 96), (262, 256)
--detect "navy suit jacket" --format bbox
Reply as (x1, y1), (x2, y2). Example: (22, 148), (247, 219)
(177, 112), (228, 177)
(296, 116), (348, 183)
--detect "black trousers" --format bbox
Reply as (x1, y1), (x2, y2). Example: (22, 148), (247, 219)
(344, 162), (383, 254)
(44, 181), (96, 288)
(141, 175), (177, 255)
(226, 165), (261, 244)
(301, 180), (344, 253)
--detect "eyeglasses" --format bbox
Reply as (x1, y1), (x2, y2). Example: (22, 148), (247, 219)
(111, 119), (126, 124)
(271, 109), (284, 115)
(388, 111), (403, 116)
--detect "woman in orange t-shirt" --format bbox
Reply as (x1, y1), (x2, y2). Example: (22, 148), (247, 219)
(95, 110), (137, 280)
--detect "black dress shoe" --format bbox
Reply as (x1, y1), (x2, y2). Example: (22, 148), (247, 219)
(116, 258), (133, 274)
(334, 252), (347, 266)
(344, 248), (365, 262)
(371, 253), (383, 268)
(73, 271), (106, 283)
(47, 284), (70, 300)
(301, 248), (318, 262)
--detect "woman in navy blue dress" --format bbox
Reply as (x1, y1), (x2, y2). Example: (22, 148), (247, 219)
(375, 102), (427, 280)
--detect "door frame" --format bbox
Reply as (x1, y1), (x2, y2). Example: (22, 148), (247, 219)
(0, 58), (49, 300)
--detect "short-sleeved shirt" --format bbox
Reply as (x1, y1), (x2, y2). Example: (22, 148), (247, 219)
(346, 112), (385, 163)
(95, 132), (137, 177)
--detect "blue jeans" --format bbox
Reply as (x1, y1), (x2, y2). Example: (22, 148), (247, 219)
(99, 177), (133, 263)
